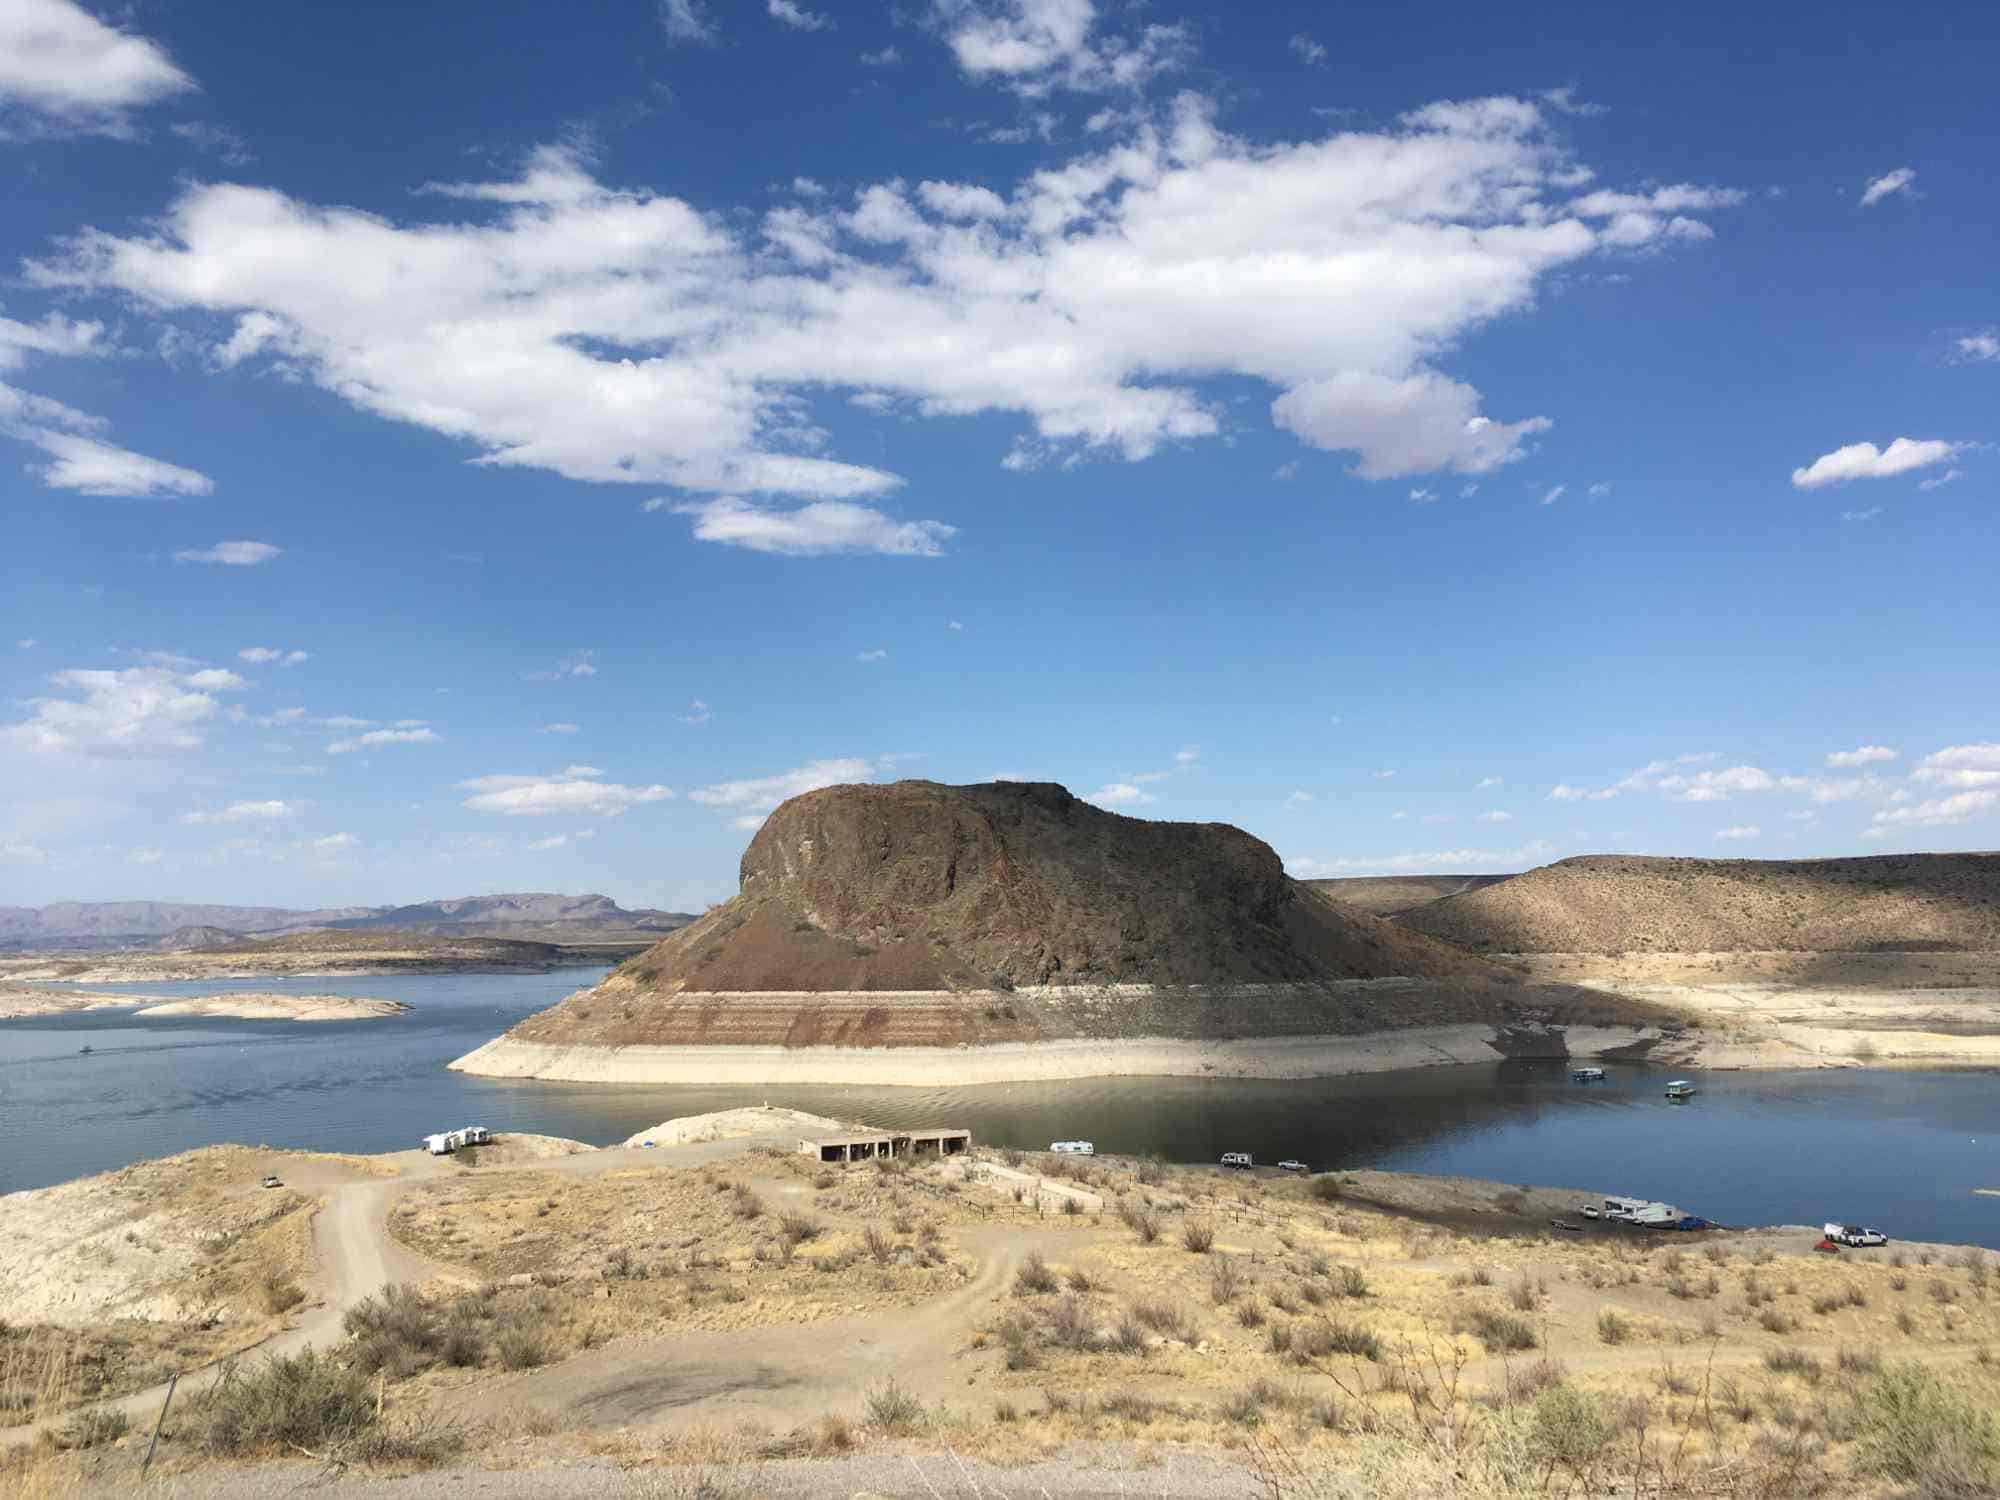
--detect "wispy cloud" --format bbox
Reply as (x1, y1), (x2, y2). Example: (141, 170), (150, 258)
(327, 726), (439, 755)
(1859, 167), (1916, 206)
(462, 765), (674, 817)
(174, 540), (280, 566)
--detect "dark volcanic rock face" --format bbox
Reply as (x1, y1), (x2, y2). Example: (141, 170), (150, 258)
(614, 780), (1497, 994)
(740, 780), (1301, 986)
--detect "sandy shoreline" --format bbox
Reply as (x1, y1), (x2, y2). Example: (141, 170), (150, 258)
(0, 983), (136, 1020)
(450, 1021), (1682, 1085)
(132, 994), (411, 1022)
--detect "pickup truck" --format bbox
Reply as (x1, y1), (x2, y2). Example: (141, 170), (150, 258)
(1825, 1223), (1888, 1247)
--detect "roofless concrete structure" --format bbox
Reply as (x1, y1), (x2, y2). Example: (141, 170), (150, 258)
(799, 1127), (970, 1164)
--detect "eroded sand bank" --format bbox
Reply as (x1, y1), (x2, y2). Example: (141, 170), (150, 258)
(451, 1021), (1676, 1085)
(131, 994), (412, 1022)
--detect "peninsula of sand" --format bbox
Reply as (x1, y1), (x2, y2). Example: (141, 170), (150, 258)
(0, 982), (411, 1022)
(453, 779), (1683, 1086)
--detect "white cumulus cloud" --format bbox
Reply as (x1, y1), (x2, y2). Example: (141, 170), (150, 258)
(1952, 332), (2000, 363)
(0, 0), (196, 133)
(1714, 825), (1760, 841)
(689, 757), (877, 816)
(31, 98), (1736, 507)
(1826, 745), (1897, 767)
(2, 664), (229, 755)
(238, 646), (308, 665)
(1867, 789), (1997, 833)
(1911, 743), (2000, 792)
(1791, 438), (1958, 489)
(174, 540), (281, 566)
(676, 498), (954, 556)
(461, 766), (674, 817)
(1087, 782), (1154, 806)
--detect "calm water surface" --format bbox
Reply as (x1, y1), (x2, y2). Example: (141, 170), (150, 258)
(3, 970), (1996, 1246)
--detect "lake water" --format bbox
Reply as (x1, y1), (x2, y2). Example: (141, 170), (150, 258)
(4, 970), (1997, 1247)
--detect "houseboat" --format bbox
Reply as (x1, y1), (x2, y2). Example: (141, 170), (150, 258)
(1664, 1080), (1696, 1101)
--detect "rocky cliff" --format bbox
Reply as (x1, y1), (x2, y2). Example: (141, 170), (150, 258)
(463, 782), (1665, 1068)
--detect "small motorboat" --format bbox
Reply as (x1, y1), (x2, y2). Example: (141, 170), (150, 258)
(78, 1044), (93, 1056)
(1569, 1066), (1606, 1083)
(1664, 1080), (1696, 1101)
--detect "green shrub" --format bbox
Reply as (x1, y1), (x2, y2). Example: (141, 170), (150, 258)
(495, 1327), (549, 1370)
(1854, 1364), (2000, 1492)
(1014, 1250), (1059, 1296)
(1465, 1307), (1538, 1352)
(1528, 1386), (1614, 1470)
(1295, 1318), (1382, 1363)
(191, 1349), (376, 1457)
(864, 1378), (926, 1433)
(1596, 1309), (1630, 1345)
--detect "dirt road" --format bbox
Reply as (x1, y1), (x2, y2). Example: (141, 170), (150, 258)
(0, 1132), (803, 1451)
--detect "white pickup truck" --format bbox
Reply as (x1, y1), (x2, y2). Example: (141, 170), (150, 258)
(1825, 1223), (1888, 1247)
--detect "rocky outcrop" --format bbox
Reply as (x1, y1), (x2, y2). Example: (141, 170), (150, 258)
(457, 782), (1670, 1076)
(1398, 853), (2000, 955)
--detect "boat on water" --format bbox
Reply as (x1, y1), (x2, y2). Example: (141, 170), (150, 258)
(1664, 1080), (1696, 1100)
(1569, 1066), (1606, 1083)
(78, 1044), (93, 1056)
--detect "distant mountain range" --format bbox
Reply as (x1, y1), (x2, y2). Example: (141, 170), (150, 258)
(0, 893), (696, 952)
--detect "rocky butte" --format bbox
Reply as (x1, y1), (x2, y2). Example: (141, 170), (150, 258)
(450, 780), (1679, 1085)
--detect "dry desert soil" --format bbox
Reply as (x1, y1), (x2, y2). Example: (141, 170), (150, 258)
(7, 1112), (1999, 1499)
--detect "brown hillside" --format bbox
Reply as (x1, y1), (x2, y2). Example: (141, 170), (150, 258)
(623, 780), (1500, 992)
(1398, 852), (2000, 954)
(1306, 874), (1514, 919)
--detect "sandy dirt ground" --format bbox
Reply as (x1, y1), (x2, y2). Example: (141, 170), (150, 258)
(12, 1126), (2000, 1497)
(128, 995), (411, 1022)
(620, 1105), (855, 1147)
(1514, 952), (2000, 1069)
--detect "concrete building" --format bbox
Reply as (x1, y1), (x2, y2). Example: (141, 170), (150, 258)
(799, 1127), (971, 1163)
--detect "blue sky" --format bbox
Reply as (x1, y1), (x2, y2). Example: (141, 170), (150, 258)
(2, 0), (1995, 913)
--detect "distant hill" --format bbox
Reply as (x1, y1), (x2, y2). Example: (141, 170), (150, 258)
(1397, 853), (2000, 954)
(0, 893), (695, 952)
(157, 926), (247, 951)
(1306, 874), (1514, 919)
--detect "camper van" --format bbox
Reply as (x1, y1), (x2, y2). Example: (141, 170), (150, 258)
(1221, 1151), (1254, 1170)
(1049, 1140), (1094, 1155)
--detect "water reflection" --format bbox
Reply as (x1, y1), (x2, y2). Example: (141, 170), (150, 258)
(3, 972), (1996, 1247)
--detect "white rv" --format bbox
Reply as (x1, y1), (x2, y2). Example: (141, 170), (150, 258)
(1049, 1140), (1095, 1155)
(424, 1132), (455, 1155)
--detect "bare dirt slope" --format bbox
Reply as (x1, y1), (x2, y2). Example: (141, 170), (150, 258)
(484, 781), (1658, 1054)
(1399, 852), (2000, 954)
(1306, 873), (1514, 918)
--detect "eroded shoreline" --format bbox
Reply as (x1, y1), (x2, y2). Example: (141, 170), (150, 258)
(450, 1020), (1694, 1085)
